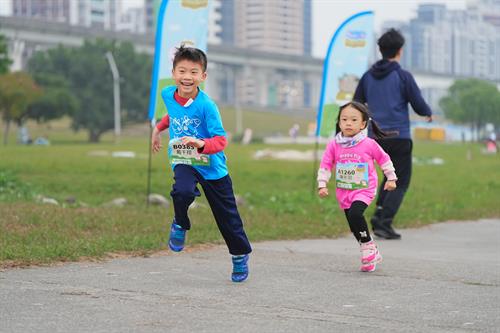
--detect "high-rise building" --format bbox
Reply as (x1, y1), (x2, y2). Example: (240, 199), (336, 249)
(381, 1), (500, 119)
(209, 0), (313, 107)
(119, 7), (145, 34)
(216, 0), (311, 56)
(385, 1), (500, 81)
(472, 0), (500, 26)
(12, 0), (123, 31)
(215, 0), (233, 45)
(208, 0), (222, 44)
(12, 0), (71, 23)
(303, 0), (311, 56)
(144, 0), (159, 34)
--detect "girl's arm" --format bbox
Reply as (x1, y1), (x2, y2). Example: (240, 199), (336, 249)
(317, 141), (336, 188)
(380, 161), (397, 181)
(371, 140), (397, 181)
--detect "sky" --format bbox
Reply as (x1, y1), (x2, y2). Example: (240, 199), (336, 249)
(0, 0), (468, 57)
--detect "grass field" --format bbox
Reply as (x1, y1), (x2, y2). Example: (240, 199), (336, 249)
(1, 115), (499, 267)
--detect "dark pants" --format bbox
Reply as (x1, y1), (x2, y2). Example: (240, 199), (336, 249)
(344, 201), (371, 243)
(374, 138), (413, 223)
(170, 164), (252, 255)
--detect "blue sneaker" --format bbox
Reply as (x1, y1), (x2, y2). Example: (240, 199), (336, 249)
(168, 223), (186, 252)
(231, 254), (249, 282)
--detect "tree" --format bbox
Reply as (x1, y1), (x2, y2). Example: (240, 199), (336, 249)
(0, 72), (42, 144)
(28, 68), (79, 124)
(28, 39), (152, 142)
(0, 33), (12, 74)
(440, 79), (500, 140)
(26, 87), (78, 124)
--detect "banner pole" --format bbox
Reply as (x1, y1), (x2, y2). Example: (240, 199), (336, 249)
(146, 123), (153, 207)
(312, 136), (320, 196)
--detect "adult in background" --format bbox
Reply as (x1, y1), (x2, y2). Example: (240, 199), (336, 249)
(353, 28), (432, 239)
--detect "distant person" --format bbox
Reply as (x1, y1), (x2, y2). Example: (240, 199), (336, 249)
(486, 131), (497, 154)
(18, 126), (32, 145)
(151, 46), (252, 282)
(354, 28), (432, 240)
(289, 123), (300, 142)
(317, 101), (397, 272)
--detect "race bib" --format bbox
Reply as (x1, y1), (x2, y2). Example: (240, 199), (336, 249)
(336, 162), (369, 190)
(169, 138), (210, 166)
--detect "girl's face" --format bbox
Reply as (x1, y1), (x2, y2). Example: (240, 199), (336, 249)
(339, 106), (367, 137)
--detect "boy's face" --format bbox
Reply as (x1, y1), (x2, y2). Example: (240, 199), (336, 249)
(172, 59), (207, 98)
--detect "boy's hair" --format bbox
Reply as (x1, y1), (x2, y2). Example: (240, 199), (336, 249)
(336, 101), (389, 139)
(173, 45), (208, 72)
(377, 28), (405, 59)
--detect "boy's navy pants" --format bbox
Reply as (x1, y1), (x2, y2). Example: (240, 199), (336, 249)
(170, 164), (252, 256)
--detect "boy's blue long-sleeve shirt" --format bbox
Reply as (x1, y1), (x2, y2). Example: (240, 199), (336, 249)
(161, 86), (228, 180)
(353, 60), (432, 139)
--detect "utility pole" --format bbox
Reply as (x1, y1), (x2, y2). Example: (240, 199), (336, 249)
(105, 51), (121, 139)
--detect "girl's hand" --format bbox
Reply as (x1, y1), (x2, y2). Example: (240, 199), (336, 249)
(181, 136), (205, 149)
(384, 180), (397, 191)
(152, 130), (162, 153)
(318, 187), (329, 198)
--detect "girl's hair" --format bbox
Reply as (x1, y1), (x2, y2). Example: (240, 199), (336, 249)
(335, 101), (389, 139)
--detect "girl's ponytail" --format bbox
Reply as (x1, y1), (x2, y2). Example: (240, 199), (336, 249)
(369, 117), (389, 139)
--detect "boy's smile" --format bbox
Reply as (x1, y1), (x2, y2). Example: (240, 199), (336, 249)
(172, 59), (207, 99)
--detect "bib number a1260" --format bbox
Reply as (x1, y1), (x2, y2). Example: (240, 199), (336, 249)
(336, 162), (369, 190)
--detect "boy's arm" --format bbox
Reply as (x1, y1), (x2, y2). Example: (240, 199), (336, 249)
(156, 115), (170, 131)
(151, 115), (170, 153)
(201, 102), (228, 154)
(198, 136), (227, 154)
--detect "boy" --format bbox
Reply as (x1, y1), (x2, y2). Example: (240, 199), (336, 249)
(354, 28), (432, 239)
(151, 46), (252, 282)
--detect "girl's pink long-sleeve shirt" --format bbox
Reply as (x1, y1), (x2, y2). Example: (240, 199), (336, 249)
(318, 137), (396, 209)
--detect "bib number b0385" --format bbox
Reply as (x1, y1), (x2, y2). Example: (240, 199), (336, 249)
(169, 139), (210, 166)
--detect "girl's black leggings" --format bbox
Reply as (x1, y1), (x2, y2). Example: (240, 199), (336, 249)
(344, 201), (371, 243)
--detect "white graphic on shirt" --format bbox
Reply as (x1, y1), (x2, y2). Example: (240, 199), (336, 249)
(171, 115), (202, 136)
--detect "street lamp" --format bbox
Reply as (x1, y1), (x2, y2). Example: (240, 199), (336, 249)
(105, 51), (121, 139)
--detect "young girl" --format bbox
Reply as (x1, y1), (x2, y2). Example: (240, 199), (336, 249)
(317, 101), (397, 272)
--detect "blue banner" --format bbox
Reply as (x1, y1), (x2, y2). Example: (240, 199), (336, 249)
(148, 0), (210, 122)
(315, 11), (374, 137)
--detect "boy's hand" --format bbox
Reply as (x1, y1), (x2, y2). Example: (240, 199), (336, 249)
(318, 187), (329, 198)
(424, 115), (433, 123)
(181, 136), (205, 149)
(151, 129), (162, 153)
(384, 180), (397, 191)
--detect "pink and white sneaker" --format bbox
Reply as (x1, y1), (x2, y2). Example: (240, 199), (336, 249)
(360, 240), (382, 272)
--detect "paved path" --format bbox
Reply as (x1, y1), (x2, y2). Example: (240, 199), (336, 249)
(1, 219), (499, 333)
